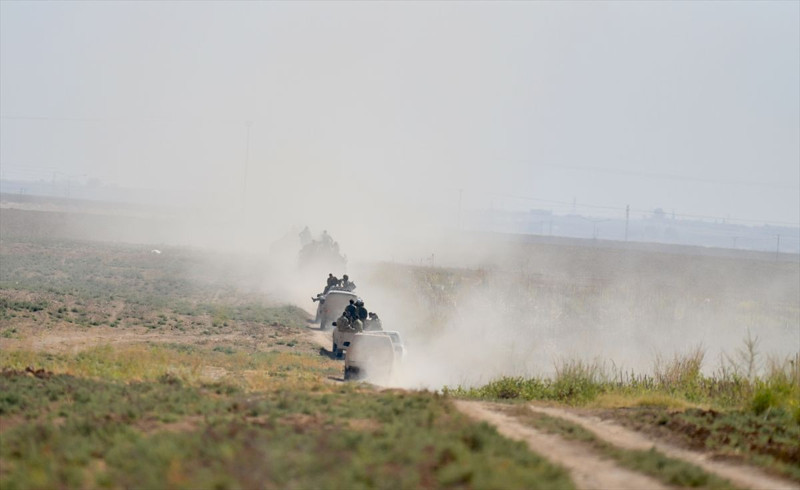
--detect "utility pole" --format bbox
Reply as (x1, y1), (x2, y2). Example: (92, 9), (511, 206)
(776, 234), (781, 260)
(625, 204), (630, 241)
(732, 236), (738, 249)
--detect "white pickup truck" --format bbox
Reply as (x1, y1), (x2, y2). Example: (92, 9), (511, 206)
(331, 316), (385, 358)
(343, 331), (406, 383)
(314, 290), (358, 330)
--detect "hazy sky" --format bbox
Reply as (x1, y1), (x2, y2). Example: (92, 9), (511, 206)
(1, 1), (799, 228)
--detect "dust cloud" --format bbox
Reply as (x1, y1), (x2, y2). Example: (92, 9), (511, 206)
(5, 188), (797, 390)
(345, 237), (799, 389)
(2, 182), (798, 390)
(2, 2), (799, 389)
(247, 226), (798, 390)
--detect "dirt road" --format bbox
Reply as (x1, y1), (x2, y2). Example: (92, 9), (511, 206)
(307, 327), (333, 351)
(525, 404), (798, 490)
(455, 400), (669, 490)
(455, 400), (799, 490)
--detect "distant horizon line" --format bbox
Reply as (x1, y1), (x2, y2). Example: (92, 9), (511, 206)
(2, 179), (798, 232)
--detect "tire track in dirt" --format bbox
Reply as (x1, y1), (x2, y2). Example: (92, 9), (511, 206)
(306, 327), (332, 351)
(526, 404), (799, 490)
(454, 400), (669, 490)
(303, 327), (345, 383)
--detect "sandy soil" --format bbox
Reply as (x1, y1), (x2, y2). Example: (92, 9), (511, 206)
(307, 327), (333, 351)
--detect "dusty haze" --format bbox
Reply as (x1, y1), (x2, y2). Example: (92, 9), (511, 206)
(1, 2), (798, 388)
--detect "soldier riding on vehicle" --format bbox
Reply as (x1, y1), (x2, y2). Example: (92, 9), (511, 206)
(340, 274), (356, 292)
(365, 312), (383, 331)
(312, 273), (341, 302)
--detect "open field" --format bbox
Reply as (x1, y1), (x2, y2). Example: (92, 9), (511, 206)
(1, 202), (798, 488)
(0, 211), (573, 489)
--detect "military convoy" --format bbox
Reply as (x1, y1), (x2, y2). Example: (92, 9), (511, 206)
(312, 282), (404, 382)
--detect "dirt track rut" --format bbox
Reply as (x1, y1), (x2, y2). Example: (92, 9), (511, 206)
(454, 400), (669, 490)
(455, 400), (799, 490)
(308, 328), (332, 350)
(305, 327), (798, 489)
(526, 404), (799, 490)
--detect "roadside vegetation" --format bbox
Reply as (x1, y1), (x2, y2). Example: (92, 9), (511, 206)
(445, 345), (799, 411)
(367, 256), (799, 482)
(0, 227), (573, 489)
(445, 348), (800, 481)
(0, 352), (574, 490)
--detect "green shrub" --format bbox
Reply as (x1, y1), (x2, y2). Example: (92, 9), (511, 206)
(751, 386), (779, 415)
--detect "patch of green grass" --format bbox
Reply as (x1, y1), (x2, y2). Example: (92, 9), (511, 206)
(677, 408), (800, 481)
(443, 365), (605, 405)
(0, 344), (340, 392)
(195, 303), (310, 329)
(0, 298), (48, 313)
(601, 406), (800, 482)
(211, 345), (236, 355)
(446, 349), (798, 414)
(0, 370), (575, 490)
